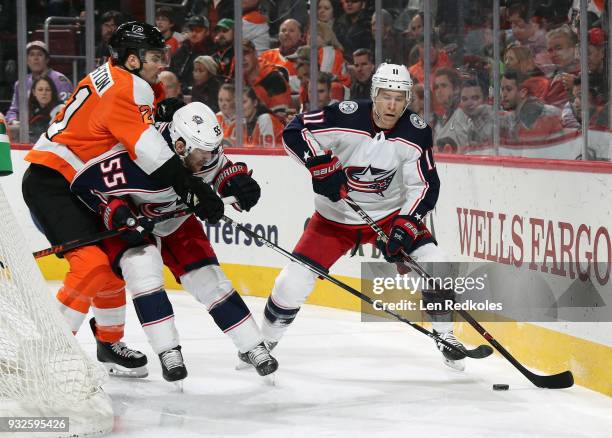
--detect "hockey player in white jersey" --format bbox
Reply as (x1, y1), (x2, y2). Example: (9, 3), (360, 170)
(70, 102), (278, 382)
(262, 63), (468, 370)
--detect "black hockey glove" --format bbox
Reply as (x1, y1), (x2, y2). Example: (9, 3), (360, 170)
(150, 155), (224, 224)
(156, 97), (186, 122)
(305, 152), (348, 202)
(101, 198), (154, 245)
(213, 162), (261, 212)
(182, 176), (225, 224)
(376, 215), (420, 263)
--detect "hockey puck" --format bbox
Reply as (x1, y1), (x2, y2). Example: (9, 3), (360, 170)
(492, 384), (509, 391)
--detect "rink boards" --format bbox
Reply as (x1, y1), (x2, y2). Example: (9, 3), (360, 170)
(2, 147), (611, 396)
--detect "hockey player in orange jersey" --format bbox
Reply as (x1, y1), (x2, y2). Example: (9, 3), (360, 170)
(22, 22), (227, 377)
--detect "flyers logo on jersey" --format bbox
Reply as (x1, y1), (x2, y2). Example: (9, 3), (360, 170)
(345, 165), (396, 195)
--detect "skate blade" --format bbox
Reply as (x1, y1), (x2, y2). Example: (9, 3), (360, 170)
(263, 372), (277, 386)
(173, 380), (184, 392)
(103, 363), (149, 378)
(443, 357), (466, 372)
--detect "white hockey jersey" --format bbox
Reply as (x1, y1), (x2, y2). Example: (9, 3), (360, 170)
(70, 122), (228, 236)
(283, 100), (440, 225)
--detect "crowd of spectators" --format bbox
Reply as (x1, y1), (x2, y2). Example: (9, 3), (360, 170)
(0, 0), (609, 157)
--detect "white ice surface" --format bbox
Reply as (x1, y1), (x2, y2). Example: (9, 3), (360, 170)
(68, 287), (611, 438)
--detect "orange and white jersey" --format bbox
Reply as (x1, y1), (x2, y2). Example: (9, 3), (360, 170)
(319, 46), (351, 88)
(216, 111), (235, 137)
(251, 113), (284, 148)
(259, 48), (300, 93)
(243, 11), (270, 54)
(227, 113), (284, 148)
(25, 62), (172, 182)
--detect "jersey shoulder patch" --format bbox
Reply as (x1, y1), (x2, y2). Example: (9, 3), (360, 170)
(410, 113), (427, 129)
(338, 100), (358, 114)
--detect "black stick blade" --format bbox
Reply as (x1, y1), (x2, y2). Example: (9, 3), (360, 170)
(531, 370), (574, 389)
(466, 345), (494, 359)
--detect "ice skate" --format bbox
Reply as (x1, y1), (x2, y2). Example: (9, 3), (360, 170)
(90, 318), (148, 378)
(159, 345), (187, 389)
(237, 342), (279, 379)
(434, 330), (466, 371)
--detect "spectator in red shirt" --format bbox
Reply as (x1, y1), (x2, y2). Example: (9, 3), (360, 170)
(544, 25), (580, 108)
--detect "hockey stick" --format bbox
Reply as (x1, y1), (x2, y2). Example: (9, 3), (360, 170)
(221, 214), (483, 359)
(343, 195), (574, 389)
(33, 196), (238, 259)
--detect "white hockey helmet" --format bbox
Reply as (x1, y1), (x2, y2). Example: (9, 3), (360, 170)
(370, 63), (413, 103)
(170, 102), (223, 158)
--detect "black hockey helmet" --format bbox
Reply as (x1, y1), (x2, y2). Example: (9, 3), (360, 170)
(108, 21), (167, 67)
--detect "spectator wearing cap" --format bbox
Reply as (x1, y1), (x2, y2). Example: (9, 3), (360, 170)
(543, 25), (580, 108)
(95, 11), (124, 65)
(190, 56), (222, 113)
(212, 18), (235, 78)
(260, 19), (304, 93)
(333, 0), (373, 64)
(350, 48), (375, 100)
(5, 41), (73, 125)
(243, 40), (291, 116)
(155, 7), (185, 57)
(242, 0), (270, 54)
(170, 15), (215, 94)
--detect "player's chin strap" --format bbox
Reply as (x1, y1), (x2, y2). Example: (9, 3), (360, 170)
(33, 196), (237, 259)
(342, 196), (574, 389)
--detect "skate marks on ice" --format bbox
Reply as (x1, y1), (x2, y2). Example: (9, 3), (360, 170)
(72, 290), (612, 438)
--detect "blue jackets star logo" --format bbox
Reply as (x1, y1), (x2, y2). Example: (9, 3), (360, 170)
(345, 165), (396, 195)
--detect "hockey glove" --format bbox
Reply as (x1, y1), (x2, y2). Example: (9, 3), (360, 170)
(156, 97), (186, 123)
(305, 152), (348, 202)
(377, 215), (420, 263)
(213, 162), (261, 212)
(101, 198), (154, 245)
(182, 175), (225, 224)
